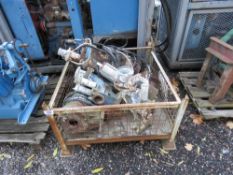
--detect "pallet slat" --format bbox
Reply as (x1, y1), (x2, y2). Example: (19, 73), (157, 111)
(0, 133), (46, 144)
(201, 109), (233, 119)
(195, 99), (233, 108)
(0, 123), (49, 133)
(188, 86), (210, 98)
(181, 78), (197, 85)
(179, 71), (233, 119)
(0, 117), (48, 125)
(179, 72), (199, 78)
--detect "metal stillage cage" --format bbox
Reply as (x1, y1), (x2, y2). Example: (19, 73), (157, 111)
(44, 51), (189, 156)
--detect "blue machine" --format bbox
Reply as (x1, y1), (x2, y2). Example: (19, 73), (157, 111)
(90, 0), (139, 37)
(1, 0), (139, 59)
(0, 0), (45, 60)
(67, 0), (84, 39)
(67, 0), (139, 38)
(0, 42), (48, 124)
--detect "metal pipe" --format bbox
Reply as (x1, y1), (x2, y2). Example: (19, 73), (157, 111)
(49, 62), (69, 108)
(51, 101), (180, 115)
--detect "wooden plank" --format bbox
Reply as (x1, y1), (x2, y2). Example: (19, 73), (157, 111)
(44, 92), (64, 101)
(47, 77), (61, 85)
(188, 86), (210, 98)
(46, 84), (66, 91)
(0, 117), (48, 125)
(200, 109), (233, 119)
(0, 123), (49, 133)
(179, 72), (199, 78)
(32, 110), (45, 117)
(0, 133), (46, 144)
(195, 99), (233, 108)
(28, 117), (48, 123)
(180, 77), (197, 86)
(45, 88), (62, 94)
(48, 76), (68, 84)
(197, 53), (212, 87)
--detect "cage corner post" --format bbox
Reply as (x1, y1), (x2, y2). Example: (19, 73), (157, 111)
(48, 115), (72, 157)
(162, 95), (189, 151)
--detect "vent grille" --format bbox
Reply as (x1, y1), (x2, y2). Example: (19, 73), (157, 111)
(182, 12), (233, 60)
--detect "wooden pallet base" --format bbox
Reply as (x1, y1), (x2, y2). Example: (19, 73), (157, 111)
(0, 117), (49, 144)
(179, 72), (233, 119)
(0, 75), (61, 144)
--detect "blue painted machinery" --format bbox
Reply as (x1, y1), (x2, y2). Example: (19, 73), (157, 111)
(67, 0), (139, 38)
(0, 0), (45, 60)
(89, 0), (139, 37)
(0, 42), (48, 124)
(0, 0), (140, 125)
(0, 0), (139, 60)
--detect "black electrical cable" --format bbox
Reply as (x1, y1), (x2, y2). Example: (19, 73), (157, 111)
(95, 1), (172, 53)
(103, 38), (129, 48)
(162, 0), (172, 32)
(155, 0), (171, 50)
(72, 43), (118, 65)
(94, 42), (143, 67)
(101, 45), (118, 64)
(71, 41), (139, 72)
(155, 0), (172, 53)
(96, 42), (134, 65)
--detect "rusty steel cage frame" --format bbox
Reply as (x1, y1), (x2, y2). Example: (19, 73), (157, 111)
(44, 51), (189, 156)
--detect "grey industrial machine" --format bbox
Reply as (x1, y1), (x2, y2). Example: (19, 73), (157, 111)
(157, 0), (233, 69)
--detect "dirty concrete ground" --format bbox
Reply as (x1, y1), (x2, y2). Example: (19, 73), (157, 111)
(0, 106), (232, 175)
(0, 75), (233, 175)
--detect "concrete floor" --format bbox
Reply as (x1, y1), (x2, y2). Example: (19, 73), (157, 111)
(0, 103), (232, 175)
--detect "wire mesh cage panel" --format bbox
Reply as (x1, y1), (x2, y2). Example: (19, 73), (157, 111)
(45, 51), (187, 155)
(58, 108), (176, 141)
